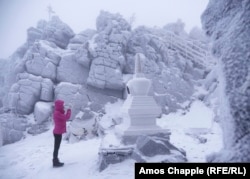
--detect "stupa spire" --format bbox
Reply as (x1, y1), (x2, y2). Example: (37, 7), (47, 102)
(135, 53), (141, 74)
(134, 53), (144, 78)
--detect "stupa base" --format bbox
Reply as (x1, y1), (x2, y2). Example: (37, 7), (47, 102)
(122, 126), (170, 145)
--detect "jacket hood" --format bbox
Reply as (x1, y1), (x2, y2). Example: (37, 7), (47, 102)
(54, 99), (64, 112)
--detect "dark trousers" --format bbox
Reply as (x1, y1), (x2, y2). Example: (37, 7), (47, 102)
(53, 134), (62, 159)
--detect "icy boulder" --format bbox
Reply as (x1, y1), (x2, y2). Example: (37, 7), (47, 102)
(70, 29), (96, 44)
(27, 27), (42, 45)
(0, 59), (8, 107)
(27, 16), (74, 49)
(0, 113), (28, 145)
(24, 40), (61, 82)
(202, 0), (250, 162)
(55, 82), (90, 120)
(136, 133), (186, 159)
(96, 10), (131, 33)
(152, 66), (194, 113)
(66, 109), (96, 143)
(74, 47), (91, 69)
(40, 78), (54, 101)
(57, 52), (89, 84)
(0, 125), (2, 147)
(7, 73), (54, 114)
(87, 11), (130, 92)
(37, 16), (75, 49)
(34, 102), (53, 124)
(69, 29), (96, 50)
(87, 57), (124, 90)
(55, 82), (117, 119)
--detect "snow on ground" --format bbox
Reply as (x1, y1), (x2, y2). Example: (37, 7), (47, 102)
(157, 100), (223, 162)
(0, 100), (223, 179)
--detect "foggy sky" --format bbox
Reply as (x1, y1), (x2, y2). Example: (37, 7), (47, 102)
(0, 0), (208, 59)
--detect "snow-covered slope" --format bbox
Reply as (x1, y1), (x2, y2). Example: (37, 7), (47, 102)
(0, 99), (222, 179)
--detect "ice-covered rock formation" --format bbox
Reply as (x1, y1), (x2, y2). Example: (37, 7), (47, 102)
(202, 0), (250, 162)
(87, 11), (130, 93)
(0, 11), (211, 145)
(28, 16), (74, 48)
(126, 26), (210, 113)
(0, 59), (8, 108)
(7, 73), (53, 114)
(0, 113), (29, 145)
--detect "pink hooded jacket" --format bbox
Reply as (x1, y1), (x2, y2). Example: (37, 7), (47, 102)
(53, 99), (71, 134)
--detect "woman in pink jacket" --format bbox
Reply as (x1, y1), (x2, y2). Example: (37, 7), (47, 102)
(52, 99), (71, 167)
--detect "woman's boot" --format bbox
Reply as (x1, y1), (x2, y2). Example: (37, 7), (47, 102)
(53, 158), (64, 167)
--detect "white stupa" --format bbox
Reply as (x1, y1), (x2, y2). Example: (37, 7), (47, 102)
(122, 53), (170, 144)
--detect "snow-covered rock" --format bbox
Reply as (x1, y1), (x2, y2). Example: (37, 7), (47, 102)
(98, 132), (186, 171)
(69, 29), (96, 47)
(87, 11), (130, 91)
(24, 40), (61, 81)
(74, 47), (91, 69)
(0, 59), (8, 107)
(6, 73), (54, 114)
(36, 16), (75, 49)
(34, 102), (53, 124)
(57, 52), (89, 84)
(202, 0), (250, 162)
(87, 57), (124, 90)
(27, 27), (42, 45)
(96, 10), (131, 33)
(40, 78), (54, 101)
(66, 109), (97, 143)
(126, 26), (209, 113)
(0, 125), (2, 147)
(55, 82), (89, 120)
(1, 10), (212, 146)
(0, 113), (29, 145)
